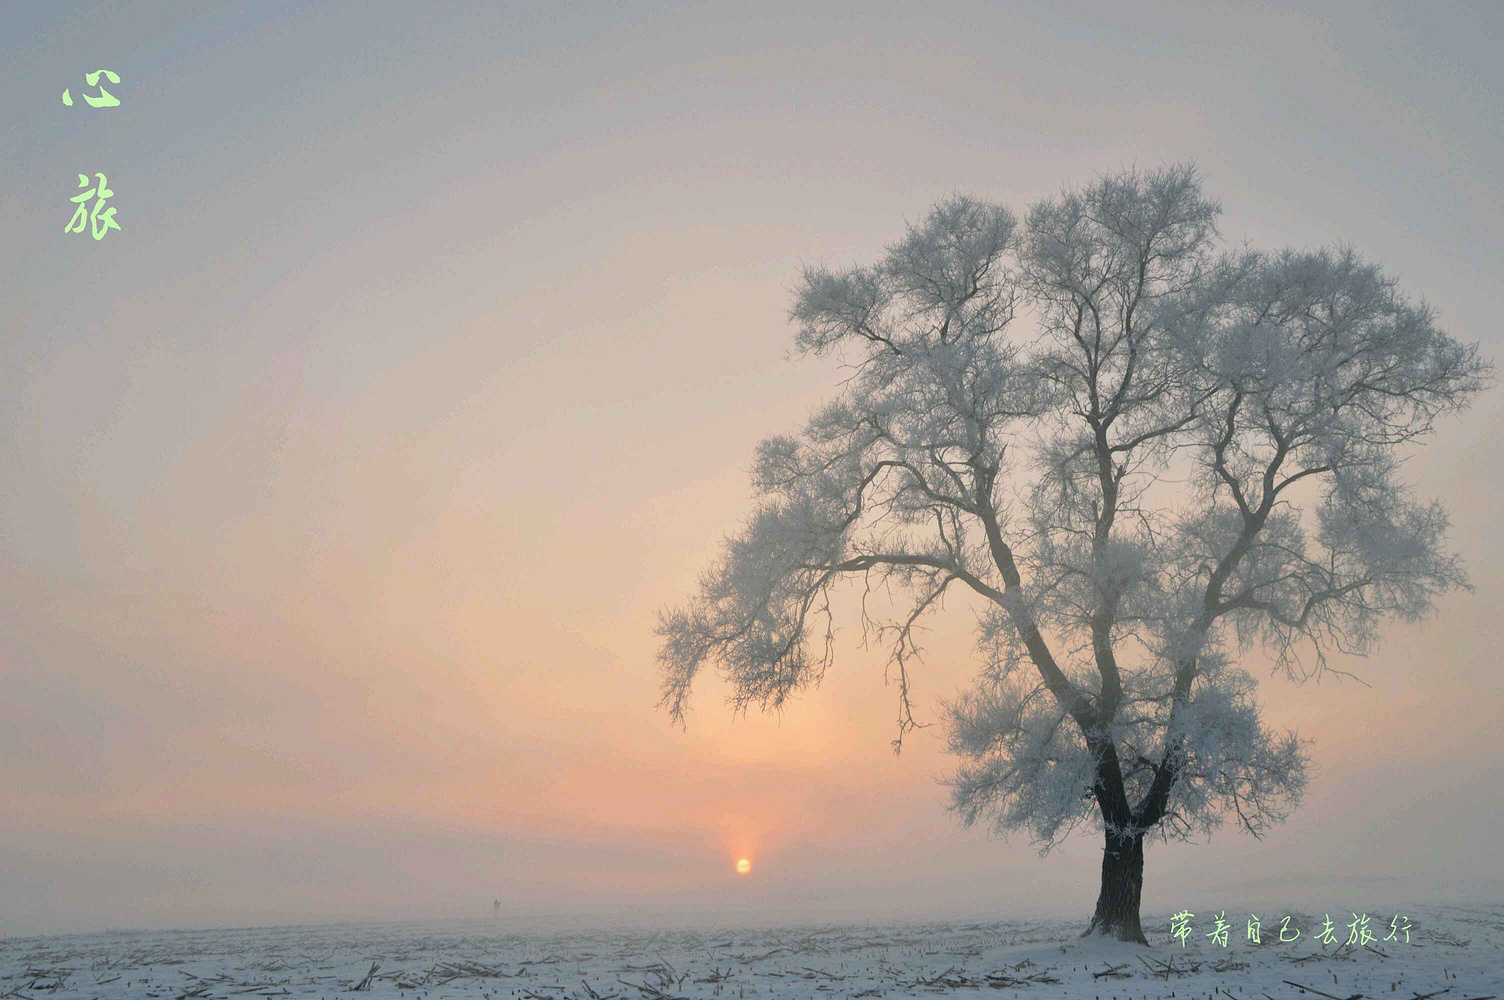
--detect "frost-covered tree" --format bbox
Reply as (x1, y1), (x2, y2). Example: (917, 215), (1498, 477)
(654, 165), (1493, 943)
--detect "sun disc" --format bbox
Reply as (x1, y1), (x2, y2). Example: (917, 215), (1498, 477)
(735, 858), (751, 874)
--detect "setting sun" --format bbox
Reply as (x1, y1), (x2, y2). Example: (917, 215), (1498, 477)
(735, 858), (752, 875)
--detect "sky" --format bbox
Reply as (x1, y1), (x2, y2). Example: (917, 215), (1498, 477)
(1, 1), (1501, 938)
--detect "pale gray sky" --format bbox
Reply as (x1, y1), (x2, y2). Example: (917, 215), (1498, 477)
(1, 1), (1500, 937)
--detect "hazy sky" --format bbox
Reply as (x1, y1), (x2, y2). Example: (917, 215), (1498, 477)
(2, 1), (1501, 938)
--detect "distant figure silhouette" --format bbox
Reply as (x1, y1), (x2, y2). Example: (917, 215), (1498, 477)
(493, 898), (500, 918)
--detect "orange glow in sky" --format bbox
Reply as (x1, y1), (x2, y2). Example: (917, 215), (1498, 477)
(2, 1), (1501, 940)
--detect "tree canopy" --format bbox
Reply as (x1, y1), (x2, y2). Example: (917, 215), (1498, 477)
(654, 164), (1493, 860)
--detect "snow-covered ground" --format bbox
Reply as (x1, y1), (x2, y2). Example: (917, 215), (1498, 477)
(2, 903), (1498, 1000)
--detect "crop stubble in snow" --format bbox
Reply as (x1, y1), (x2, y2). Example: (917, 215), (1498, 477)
(1, 903), (1498, 1000)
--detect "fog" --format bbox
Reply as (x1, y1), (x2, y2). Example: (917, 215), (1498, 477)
(2, 1), (1500, 938)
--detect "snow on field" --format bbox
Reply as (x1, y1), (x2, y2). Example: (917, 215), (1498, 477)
(1, 902), (1498, 1000)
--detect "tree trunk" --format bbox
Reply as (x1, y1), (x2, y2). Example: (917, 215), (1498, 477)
(1083, 829), (1149, 944)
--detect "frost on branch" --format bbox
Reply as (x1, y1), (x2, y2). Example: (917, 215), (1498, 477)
(657, 194), (1044, 745)
(1159, 244), (1488, 681)
(657, 164), (1494, 866)
(941, 673), (1097, 851)
(944, 634), (1310, 851)
(655, 444), (859, 727)
(1149, 665), (1312, 841)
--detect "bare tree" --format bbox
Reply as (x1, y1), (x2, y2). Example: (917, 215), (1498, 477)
(654, 165), (1494, 943)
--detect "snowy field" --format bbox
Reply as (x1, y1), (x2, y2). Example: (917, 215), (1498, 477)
(2, 903), (1498, 1000)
